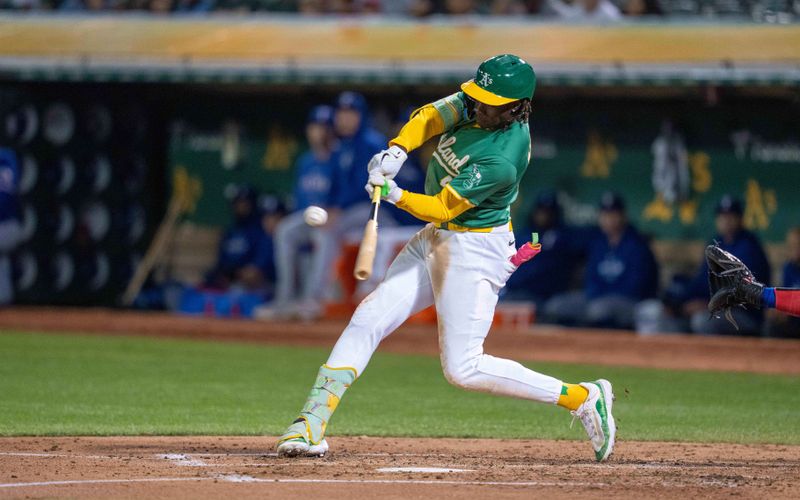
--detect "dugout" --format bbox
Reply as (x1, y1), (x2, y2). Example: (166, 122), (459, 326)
(1, 15), (798, 307)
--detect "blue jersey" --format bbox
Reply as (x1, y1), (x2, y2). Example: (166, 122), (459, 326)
(782, 262), (800, 288)
(585, 226), (659, 301)
(215, 218), (264, 274)
(687, 230), (771, 300)
(293, 150), (335, 210)
(333, 128), (386, 209)
(506, 224), (578, 300)
(0, 148), (20, 222)
(254, 231), (276, 285)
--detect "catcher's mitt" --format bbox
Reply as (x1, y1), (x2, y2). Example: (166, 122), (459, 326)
(705, 244), (763, 329)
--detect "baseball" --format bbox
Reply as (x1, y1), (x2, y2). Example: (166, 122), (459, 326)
(303, 205), (328, 227)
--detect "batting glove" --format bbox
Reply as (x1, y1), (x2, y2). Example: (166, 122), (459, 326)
(366, 145), (407, 180)
(364, 173), (402, 204)
(510, 242), (542, 267)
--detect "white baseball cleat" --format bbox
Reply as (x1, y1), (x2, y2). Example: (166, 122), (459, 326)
(277, 438), (329, 458)
(572, 379), (616, 462)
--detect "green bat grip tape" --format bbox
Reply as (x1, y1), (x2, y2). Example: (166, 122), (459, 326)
(531, 232), (539, 245)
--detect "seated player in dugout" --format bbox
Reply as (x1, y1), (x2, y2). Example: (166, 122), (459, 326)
(503, 190), (585, 309)
(204, 185), (269, 292)
(276, 55), (616, 462)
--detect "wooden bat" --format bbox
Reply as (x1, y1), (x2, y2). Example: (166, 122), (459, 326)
(353, 187), (382, 281)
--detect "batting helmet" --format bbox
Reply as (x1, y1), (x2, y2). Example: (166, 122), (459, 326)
(461, 54), (536, 106)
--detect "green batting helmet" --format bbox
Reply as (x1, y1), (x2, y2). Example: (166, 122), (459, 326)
(461, 54), (536, 106)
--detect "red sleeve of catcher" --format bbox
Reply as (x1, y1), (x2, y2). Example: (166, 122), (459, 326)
(775, 288), (800, 317)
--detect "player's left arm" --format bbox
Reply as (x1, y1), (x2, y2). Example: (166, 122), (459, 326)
(368, 94), (468, 182)
(393, 184), (475, 224)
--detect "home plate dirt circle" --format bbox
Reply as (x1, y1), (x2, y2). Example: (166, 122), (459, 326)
(2, 436), (800, 499)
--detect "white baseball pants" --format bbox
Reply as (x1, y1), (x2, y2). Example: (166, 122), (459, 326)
(327, 223), (562, 405)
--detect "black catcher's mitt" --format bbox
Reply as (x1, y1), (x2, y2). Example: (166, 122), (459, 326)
(705, 244), (763, 329)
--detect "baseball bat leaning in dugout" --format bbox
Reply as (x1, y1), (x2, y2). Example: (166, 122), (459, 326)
(121, 194), (186, 306)
(353, 186), (382, 281)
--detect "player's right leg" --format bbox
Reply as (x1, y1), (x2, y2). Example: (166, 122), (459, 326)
(432, 229), (615, 461)
(277, 226), (435, 457)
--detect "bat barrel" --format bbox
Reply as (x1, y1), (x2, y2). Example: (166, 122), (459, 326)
(354, 219), (379, 281)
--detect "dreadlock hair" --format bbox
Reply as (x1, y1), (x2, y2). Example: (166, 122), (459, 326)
(510, 98), (532, 124)
(498, 98), (532, 131)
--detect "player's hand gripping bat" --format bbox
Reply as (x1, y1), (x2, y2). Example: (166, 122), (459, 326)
(353, 186), (382, 281)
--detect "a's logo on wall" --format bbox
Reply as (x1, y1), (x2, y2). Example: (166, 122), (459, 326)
(478, 71), (493, 87)
(172, 166), (203, 214)
(580, 130), (617, 178)
(744, 179), (777, 230)
(262, 124), (299, 171)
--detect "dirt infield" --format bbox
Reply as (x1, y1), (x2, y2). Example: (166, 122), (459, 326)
(2, 436), (800, 499)
(2, 307), (800, 498)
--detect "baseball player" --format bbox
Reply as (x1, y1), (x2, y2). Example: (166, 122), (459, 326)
(276, 55), (616, 462)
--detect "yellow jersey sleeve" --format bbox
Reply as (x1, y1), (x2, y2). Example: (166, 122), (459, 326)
(394, 184), (474, 224)
(389, 105), (445, 153)
(389, 92), (466, 152)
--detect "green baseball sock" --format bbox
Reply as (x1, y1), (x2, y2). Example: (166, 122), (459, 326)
(279, 365), (357, 445)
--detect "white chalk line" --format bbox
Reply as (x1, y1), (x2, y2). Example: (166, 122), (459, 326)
(217, 474), (259, 482)
(0, 452), (114, 459)
(0, 476), (746, 490)
(0, 476), (610, 489)
(0, 477), (207, 489)
(4, 450), (791, 473)
(224, 477), (612, 487)
(159, 453), (209, 467)
(376, 467), (475, 473)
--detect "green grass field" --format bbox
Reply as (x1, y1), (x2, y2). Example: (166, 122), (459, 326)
(1, 331), (798, 444)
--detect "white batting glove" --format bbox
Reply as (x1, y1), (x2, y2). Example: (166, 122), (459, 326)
(366, 145), (407, 180)
(364, 173), (402, 204)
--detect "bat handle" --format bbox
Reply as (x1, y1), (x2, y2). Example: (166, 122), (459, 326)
(370, 185), (382, 221)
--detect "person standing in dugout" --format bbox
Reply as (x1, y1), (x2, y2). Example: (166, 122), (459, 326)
(276, 54), (616, 462)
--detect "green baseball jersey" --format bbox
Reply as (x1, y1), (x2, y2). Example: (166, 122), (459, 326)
(425, 92), (531, 228)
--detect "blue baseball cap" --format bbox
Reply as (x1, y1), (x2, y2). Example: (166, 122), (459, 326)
(258, 194), (286, 216)
(599, 191), (626, 212)
(225, 183), (258, 204)
(307, 105), (334, 125)
(534, 190), (559, 211)
(716, 194), (743, 216)
(336, 91), (367, 111)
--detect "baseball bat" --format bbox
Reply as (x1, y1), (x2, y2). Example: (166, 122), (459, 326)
(353, 187), (382, 281)
(121, 194), (185, 306)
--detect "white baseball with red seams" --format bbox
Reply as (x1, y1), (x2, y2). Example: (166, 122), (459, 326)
(303, 205), (328, 227)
